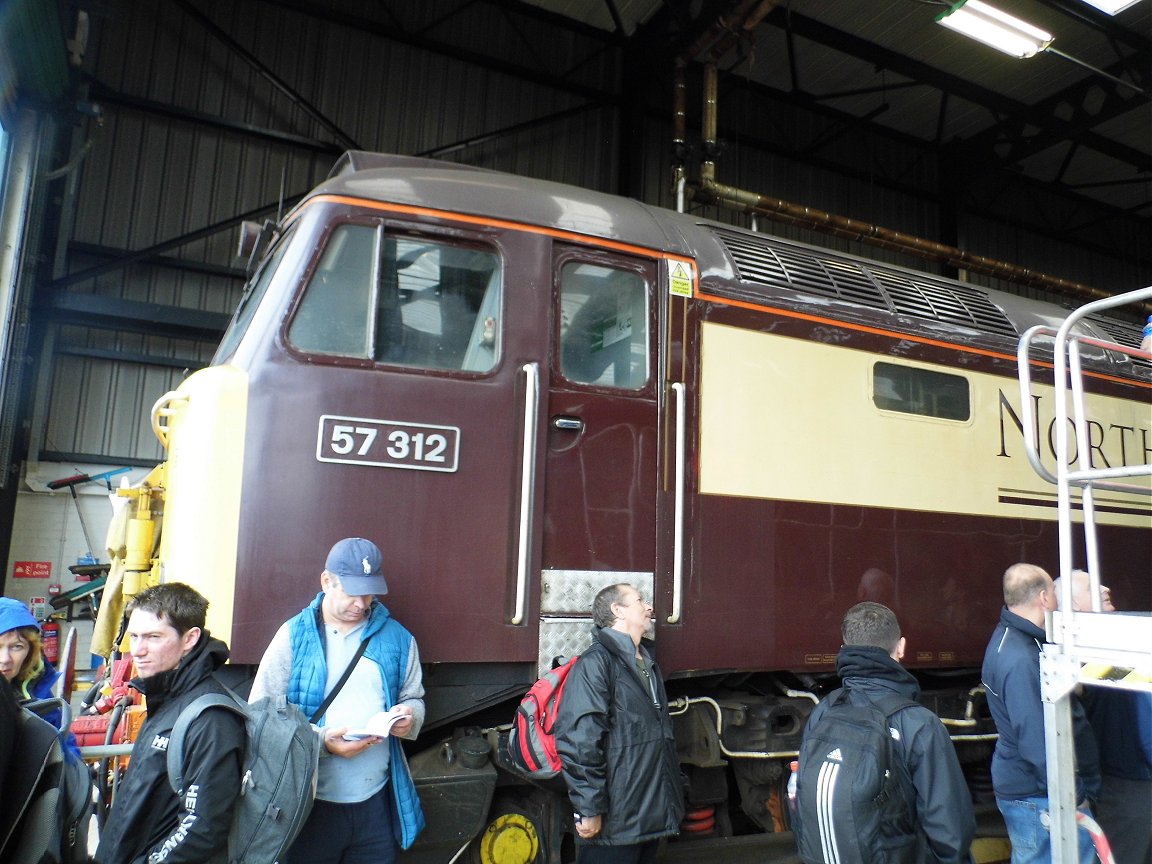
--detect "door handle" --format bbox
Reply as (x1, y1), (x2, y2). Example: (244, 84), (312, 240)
(552, 416), (583, 431)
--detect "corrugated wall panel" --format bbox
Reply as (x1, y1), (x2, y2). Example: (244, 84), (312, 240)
(47, 358), (153, 462)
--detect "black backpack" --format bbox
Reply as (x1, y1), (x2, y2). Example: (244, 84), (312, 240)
(794, 688), (918, 864)
(0, 698), (92, 864)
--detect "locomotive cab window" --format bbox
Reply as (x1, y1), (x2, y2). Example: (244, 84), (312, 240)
(872, 362), (970, 421)
(289, 223), (502, 372)
(559, 262), (649, 389)
(215, 223), (297, 364)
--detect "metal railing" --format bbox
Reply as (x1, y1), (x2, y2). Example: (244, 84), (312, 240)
(1016, 285), (1152, 862)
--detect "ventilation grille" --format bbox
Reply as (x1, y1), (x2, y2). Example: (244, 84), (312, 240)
(1085, 314), (1141, 350)
(713, 227), (1018, 338)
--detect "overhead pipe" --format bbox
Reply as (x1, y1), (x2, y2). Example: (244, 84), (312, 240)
(701, 61), (719, 187)
(679, 0), (781, 66)
(672, 59), (687, 213)
(679, 5), (1119, 306)
(693, 175), (1116, 302)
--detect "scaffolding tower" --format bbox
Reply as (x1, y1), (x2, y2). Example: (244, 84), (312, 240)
(1016, 285), (1152, 862)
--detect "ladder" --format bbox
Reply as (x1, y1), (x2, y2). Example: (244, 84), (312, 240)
(1016, 285), (1152, 862)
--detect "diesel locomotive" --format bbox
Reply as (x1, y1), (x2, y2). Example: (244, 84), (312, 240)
(98, 151), (1151, 862)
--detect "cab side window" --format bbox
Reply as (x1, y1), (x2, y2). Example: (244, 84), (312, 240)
(559, 262), (649, 389)
(290, 224), (375, 357)
(288, 223), (502, 373)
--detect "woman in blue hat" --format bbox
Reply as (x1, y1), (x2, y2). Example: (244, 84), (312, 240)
(0, 597), (60, 703)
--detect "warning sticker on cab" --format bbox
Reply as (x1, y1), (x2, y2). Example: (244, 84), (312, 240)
(317, 415), (460, 473)
(667, 260), (694, 298)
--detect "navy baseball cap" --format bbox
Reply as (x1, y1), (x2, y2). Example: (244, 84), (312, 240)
(325, 538), (389, 596)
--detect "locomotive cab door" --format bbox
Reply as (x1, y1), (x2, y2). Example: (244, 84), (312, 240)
(230, 211), (549, 703)
(538, 245), (660, 666)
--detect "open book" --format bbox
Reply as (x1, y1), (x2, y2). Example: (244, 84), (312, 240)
(342, 707), (408, 740)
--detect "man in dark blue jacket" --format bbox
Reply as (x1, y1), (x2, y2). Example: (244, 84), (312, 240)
(555, 583), (684, 864)
(981, 563), (1100, 864)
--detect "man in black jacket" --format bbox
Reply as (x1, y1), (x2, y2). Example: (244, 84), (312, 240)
(799, 601), (974, 864)
(555, 583), (684, 864)
(95, 583), (245, 864)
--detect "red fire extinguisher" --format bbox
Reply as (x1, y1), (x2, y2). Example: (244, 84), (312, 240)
(41, 618), (60, 665)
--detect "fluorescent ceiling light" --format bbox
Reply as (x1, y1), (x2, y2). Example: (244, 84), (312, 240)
(1077, 0), (1143, 13)
(936, 0), (1054, 58)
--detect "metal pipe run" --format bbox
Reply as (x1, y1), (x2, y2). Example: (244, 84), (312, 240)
(692, 175), (1117, 304)
(678, 7), (1126, 308)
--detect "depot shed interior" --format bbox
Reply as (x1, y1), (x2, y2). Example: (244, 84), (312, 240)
(0, 0), (1149, 604)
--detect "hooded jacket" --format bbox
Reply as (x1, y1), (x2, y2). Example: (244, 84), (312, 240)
(802, 645), (975, 864)
(555, 626), (684, 846)
(981, 606), (1100, 802)
(95, 633), (245, 864)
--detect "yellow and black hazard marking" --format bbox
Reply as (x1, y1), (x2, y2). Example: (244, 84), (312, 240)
(1079, 662), (1152, 685)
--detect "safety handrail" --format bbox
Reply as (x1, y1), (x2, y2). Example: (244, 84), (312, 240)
(667, 382), (686, 624)
(511, 363), (540, 625)
(1015, 326), (1060, 486)
(1015, 324), (1150, 497)
(150, 390), (188, 449)
(1037, 284), (1152, 864)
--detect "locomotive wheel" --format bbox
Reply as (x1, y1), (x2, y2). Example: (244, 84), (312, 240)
(469, 795), (544, 864)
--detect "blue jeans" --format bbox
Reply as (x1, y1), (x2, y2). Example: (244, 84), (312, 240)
(997, 796), (1097, 864)
(285, 783), (397, 864)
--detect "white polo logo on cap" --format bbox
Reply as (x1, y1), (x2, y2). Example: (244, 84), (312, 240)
(362, 557), (371, 574)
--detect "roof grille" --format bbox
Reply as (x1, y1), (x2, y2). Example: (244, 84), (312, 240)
(713, 227), (1018, 338)
(1085, 314), (1141, 350)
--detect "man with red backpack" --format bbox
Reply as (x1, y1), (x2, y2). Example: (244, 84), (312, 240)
(555, 583), (684, 864)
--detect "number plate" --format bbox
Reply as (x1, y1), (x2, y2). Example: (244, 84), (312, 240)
(317, 415), (460, 473)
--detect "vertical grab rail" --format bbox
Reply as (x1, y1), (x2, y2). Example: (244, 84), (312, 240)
(511, 363), (540, 625)
(667, 382), (686, 624)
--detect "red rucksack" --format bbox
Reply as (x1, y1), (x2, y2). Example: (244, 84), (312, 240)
(506, 656), (580, 779)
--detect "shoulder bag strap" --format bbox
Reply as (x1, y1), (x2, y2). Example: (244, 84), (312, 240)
(310, 637), (369, 724)
(168, 693), (245, 794)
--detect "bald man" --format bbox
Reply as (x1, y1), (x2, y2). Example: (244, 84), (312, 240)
(981, 563), (1100, 864)
(1052, 569), (1114, 614)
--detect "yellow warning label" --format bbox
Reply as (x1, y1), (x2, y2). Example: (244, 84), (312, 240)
(668, 260), (693, 298)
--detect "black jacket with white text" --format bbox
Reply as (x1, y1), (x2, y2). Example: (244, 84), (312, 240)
(95, 633), (245, 864)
